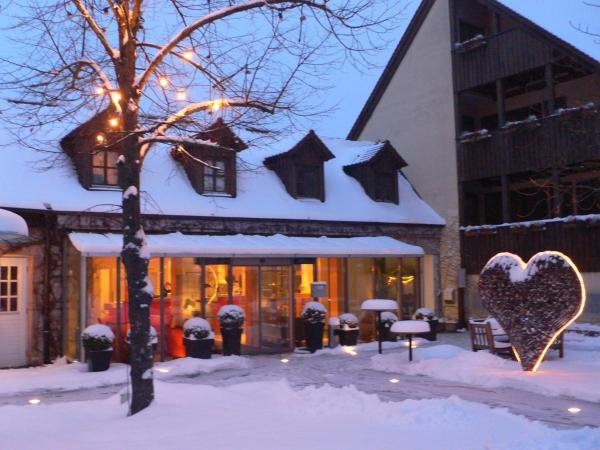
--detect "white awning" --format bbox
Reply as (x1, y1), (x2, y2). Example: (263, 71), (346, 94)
(0, 208), (29, 241)
(69, 232), (424, 258)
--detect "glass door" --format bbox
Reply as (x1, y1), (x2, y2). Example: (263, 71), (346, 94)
(260, 266), (291, 351)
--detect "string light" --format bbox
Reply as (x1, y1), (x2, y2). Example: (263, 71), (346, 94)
(176, 90), (187, 101)
(96, 134), (105, 144)
(108, 117), (119, 128)
(110, 91), (122, 104)
(95, 87), (105, 95)
(211, 99), (224, 112)
(182, 50), (194, 61)
(156, 367), (170, 373)
(158, 76), (169, 88)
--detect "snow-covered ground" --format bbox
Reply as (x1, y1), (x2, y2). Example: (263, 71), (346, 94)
(2, 380), (599, 450)
(0, 355), (249, 396)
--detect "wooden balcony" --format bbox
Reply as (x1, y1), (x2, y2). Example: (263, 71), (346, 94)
(457, 108), (600, 181)
(454, 27), (554, 91)
(461, 218), (600, 274)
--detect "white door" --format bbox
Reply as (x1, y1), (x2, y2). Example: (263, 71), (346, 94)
(0, 258), (28, 368)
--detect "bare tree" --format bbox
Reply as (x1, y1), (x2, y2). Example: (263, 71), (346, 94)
(1, 0), (403, 414)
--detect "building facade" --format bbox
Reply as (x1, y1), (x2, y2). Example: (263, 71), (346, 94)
(0, 119), (443, 367)
(349, 0), (600, 323)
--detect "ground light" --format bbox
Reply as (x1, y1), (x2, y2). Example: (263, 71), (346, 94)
(389, 378), (400, 384)
(342, 346), (357, 356)
(568, 407), (581, 414)
(28, 398), (41, 405)
(156, 368), (170, 373)
(280, 358), (289, 363)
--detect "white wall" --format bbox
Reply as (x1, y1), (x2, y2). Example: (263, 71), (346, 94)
(357, 0), (459, 317)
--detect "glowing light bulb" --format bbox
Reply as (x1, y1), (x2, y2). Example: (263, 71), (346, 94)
(96, 134), (105, 144)
(182, 51), (194, 61)
(95, 87), (105, 95)
(568, 407), (581, 414)
(158, 76), (169, 88)
(389, 378), (400, 384)
(176, 90), (187, 101)
(211, 99), (223, 112)
(156, 367), (170, 373)
(108, 117), (119, 128)
(28, 398), (41, 405)
(110, 92), (122, 104)
(280, 358), (289, 363)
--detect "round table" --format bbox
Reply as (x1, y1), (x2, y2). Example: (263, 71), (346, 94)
(390, 320), (431, 361)
(360, 299), (399, 354)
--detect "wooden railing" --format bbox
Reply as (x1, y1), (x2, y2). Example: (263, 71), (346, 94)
(454, 27), (554, 91)
(461, 219), (600, 274)
(457, 109), (600, 181)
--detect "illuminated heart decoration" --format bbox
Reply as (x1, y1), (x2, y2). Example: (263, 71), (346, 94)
(478, 252), (585, 372)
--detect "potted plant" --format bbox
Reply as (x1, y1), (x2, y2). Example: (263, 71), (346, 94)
(413, 307), (439, 341)
(125, 325), (159, 360)
(301, 301), (326, 353)
(380, 312), (398, 342)
(218, 305), (245, 356)
(183, 317), (214, 359)
(336, 313), (360, 346)
(82, 324), (115, 372)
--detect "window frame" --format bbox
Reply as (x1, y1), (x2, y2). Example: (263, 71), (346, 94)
(91, 149), (119, 187)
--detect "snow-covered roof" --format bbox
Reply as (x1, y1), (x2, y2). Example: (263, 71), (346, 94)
(0, 208), (29, 240)
(0, 133), (444, 226)
(68, 232), (424, 257)
(344, 141), (387, 165)
(496, 0), (600, 65)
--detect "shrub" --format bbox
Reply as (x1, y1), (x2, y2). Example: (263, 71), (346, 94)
(82, 324), (114, 352)
(339, 313), (359, 329)
(301, 301), (327, 324)
(125, 325), (158, 346)
(218, 305), (245, 330)
(381, 311), (398, 327)
(413, 307), (437, 321)
(183, 317), (213, 340)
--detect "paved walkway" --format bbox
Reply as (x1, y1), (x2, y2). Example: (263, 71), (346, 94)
(2, 333), (599, 429)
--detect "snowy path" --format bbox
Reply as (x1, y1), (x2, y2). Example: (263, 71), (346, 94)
(1, 335), (598, 430)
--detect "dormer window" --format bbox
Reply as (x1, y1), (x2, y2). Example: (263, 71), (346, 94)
(92, 149), (119, 186)
(343, 141), (407, 204)
(263, 130), (334, 202)
(203, 158), (227, 193)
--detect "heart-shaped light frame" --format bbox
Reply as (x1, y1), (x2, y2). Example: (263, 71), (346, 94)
(479, 251), (586, 372)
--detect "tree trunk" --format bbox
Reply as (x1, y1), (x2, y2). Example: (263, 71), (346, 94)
(120, 148), (155, 415)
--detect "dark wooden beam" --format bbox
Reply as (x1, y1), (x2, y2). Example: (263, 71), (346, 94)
(501, 174), (510, 223)
(496, 79), (505, 127)
(552, 168), (561, 217)
(545, 63), (555, 114)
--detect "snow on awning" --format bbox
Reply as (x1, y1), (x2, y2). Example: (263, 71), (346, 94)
(0, 208), (29, 241)
(68, 232), (424, 258)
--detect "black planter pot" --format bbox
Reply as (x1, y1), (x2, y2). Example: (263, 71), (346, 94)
(423, 319), (439, 341)
(86, 349), (113, 372)
(304, 322), (324, 353)
(381, 324), (397, 342)
(336, 328), (359, 346)
(184, 338), (214, 359)
(221, 328), (243, 356)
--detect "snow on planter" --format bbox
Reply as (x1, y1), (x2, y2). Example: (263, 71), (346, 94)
(217, 305), (245, 329)
(361, 299), (398, 311)
(412, 308), (438, 321)
(339, 313), (359, 330)
(183, 318), (214, 340)
(82, 324), (115, 351)
(479, 251), (586, 372)
(391, 320), (431, 334)
(301, 301), (326, 324)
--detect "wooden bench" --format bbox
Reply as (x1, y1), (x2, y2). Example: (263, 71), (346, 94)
(468, 322), (514, 358)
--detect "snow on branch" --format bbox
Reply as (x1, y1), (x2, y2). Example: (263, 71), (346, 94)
(70, 0), (119, 60)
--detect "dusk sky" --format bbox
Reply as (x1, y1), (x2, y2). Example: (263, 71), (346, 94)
(0, 2), (420, 143)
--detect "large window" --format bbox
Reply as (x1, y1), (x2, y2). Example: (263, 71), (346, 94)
(203, 158), (227, 193)
(374, 172), (397, 203)
(92, 150), (119, 186)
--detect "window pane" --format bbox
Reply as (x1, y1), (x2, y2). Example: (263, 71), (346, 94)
(93, 168), (105, 185)
(297, 164), (320, 198)
(106, 168), (119, 186)
(374, 258), (399, 300)
(10, 266), (17, 279)
(10, 281), (17, 296)
(215, 176), (226, 192)
(9, 297), (17, 312)
(106, 151), (119, 168)
(0, 298), (6, 312)
(0, 283), (6, 296)
(92, 151), (105, 166)
(401, 258), (420, 319)
(203, 175), (213, 191)
(375, 173), (396, 202)
(0, 266), (7, 280)
(347, 258), (375, 342)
